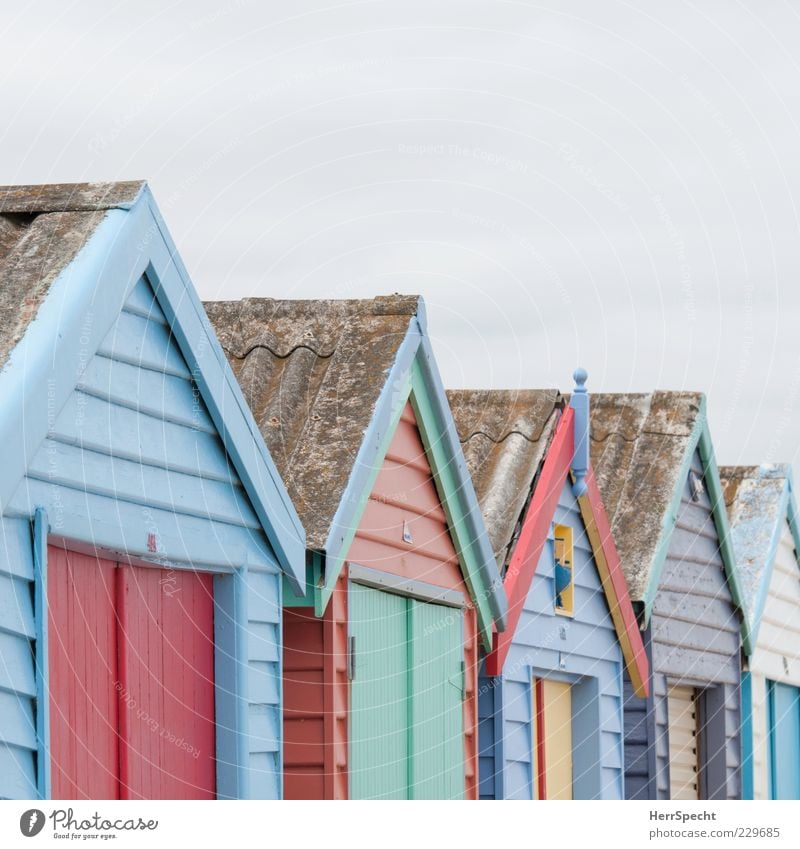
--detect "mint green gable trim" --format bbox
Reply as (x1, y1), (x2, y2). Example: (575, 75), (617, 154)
(640, 397), (750, 654)
(640, 403), (706, 623)
(409, 360), (494, 650)
(697, 424), (751, 655)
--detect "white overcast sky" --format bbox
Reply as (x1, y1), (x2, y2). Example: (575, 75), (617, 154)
(2, 1), (799, 473)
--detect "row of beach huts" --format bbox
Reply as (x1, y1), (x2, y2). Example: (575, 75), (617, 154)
(0, 181), (798, 801)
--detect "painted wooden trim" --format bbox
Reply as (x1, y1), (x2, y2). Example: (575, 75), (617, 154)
(412, 336), (506, 630)
(213, 569), (251, 799)
(484, 408), (574, 676)
(409, 355), (499, 649)
(142, 190), (306, 589)
(697, 425), (751, 655)
(0, 208), (135, 515)
(576, 467), (650, 698)
(745, 484), (791, 652)
(348, 562), (465, 607)
(741, 670), (754, 800)
(32, 507), (50, 800)
(316, 325), (506, 650)
(319, 332), (418, 611)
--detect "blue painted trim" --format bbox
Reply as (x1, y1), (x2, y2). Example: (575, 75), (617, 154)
(213, 569), (252, 799)
(493, 674), (505, 801)
(741, 670), (754, 799)
(32, 507), (50, 800)
(766, 679), (776, 800)
(569, 367), (589, 497)
(141, 190), (306, 590)
(0, 209), (134, 515)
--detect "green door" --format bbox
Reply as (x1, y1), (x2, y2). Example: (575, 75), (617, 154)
(410, 600), (464, 799)
(349, 583), (465, 799)
(349, 583), (409, 799)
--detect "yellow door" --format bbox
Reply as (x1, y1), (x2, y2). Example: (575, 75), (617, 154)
(532, 678), (573, 799)
(668, 685), (699, 799)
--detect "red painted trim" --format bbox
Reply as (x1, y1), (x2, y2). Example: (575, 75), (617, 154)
(582, 467), (650, 698)
(534, 678), (546, 800)
(485, 408), (574, 676)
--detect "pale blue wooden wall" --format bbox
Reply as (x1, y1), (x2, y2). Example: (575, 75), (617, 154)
(0, 276), (284, 799)
(622, 449), (742, 800)
(478, 477), (625, 799)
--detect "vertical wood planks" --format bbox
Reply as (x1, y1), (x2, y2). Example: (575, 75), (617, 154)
(48, 546), (119, 800)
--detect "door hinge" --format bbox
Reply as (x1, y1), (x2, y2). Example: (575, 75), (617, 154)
(347, 635), (356, 681)
(461, 660), (466, 700)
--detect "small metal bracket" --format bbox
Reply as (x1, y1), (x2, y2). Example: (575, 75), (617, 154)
(347, 636), (356, 681)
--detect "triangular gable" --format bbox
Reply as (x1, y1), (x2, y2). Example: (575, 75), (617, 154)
(590, 392), (750, 653)
(206, 297), (507, 648)
(721, 465), (800, 651)
(0, 182), (305, 588)
(481, 405), (648, 695)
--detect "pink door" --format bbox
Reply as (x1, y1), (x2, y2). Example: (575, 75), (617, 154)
(48, 546), (216, 799)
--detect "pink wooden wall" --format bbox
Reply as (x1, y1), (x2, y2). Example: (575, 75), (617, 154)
(283, 402), (479, 799)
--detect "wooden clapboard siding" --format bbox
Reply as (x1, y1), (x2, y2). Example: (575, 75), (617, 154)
(283, 403), (478, 799)
(1, 276), (285, 799)
(488, 477), (625, 800)
(622, 628), (657, 799)
(644, 450), (742, 800)
(477, 660), (502, 800)
(0, 517), (39, 799)
(750, 520), (800, 799)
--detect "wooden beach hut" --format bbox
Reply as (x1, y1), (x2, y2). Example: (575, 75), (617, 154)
(0, 182), (305, 800)
(447, 373), (648, 800)
(590, 392), (748, 800)
(720, 464), (800, 799)
(205, 295), (507, 800)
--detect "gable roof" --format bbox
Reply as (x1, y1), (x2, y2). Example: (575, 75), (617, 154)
(589, 391), (750, 650)
(0, 182), (145, 373)
(447, 388), (561, 569)
(205, 296), (507, 646)
(719, 464), (800, 648)
(0, 181), (306, 588)
(448, 388), (649, 695)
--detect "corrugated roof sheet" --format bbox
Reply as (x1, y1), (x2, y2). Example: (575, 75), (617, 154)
(589, 391), (705, 602)
(447, 388), (562, 569)
(719, 463), (793, 635)
(0, 181), (145, 372)
(204, 295), (421, 550)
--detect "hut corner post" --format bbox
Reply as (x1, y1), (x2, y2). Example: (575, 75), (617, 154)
(570, 368), (589, 497)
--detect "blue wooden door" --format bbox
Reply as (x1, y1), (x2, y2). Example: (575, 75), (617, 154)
(768, 681), (800, 799)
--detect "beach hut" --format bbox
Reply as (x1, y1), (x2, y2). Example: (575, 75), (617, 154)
(590, 393), (748, 800)
(447, 374), (648, 800)
(0, 182), (305, 800)
(204, 295), (507, 800)
(720, 464), (800, 800)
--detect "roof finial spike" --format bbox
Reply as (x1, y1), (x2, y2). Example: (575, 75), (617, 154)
(570, 367), (589, 497)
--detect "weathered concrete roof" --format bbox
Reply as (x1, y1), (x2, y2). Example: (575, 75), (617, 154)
(447, 388), (562, 569)
(0, 181), (145, 372)
(204, 295), (421, 551)
(589, 391), (705, 602)
(719, 463), (796, 637)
